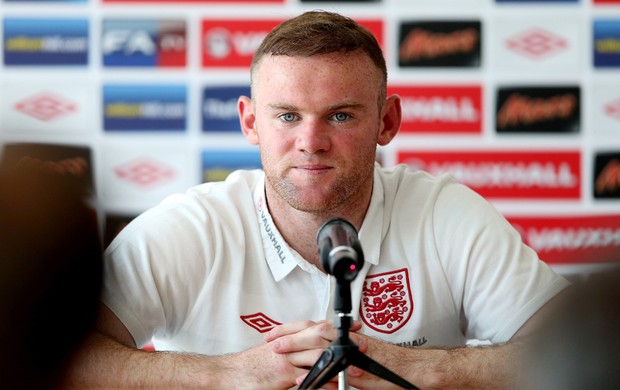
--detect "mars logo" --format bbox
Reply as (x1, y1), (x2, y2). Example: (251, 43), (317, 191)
(360, 268), (413, 334)
(495, 86), (580, 133)
(389, 85), (482, 133)
(102, 19), (186, 67)
(114, 157), (176, 188)
(202, 19), (282, 68)
(14, 92), (76, 122)
(398, 21), (481, 68)
(594, 153), (620, 199)
(506, 28), (567, 59)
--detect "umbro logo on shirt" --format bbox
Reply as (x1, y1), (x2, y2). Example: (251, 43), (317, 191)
(240, 312), (282, 333)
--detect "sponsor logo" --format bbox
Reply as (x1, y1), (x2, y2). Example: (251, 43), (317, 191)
(594, 19), (620, 68)
(605, 98), (620, 122)
(398, 150), (581, 199)
(3, 18), (88, 65)
(506, 28), (567, 59)
(257, 194), (287, 264)
(14, 92), (77, 122)
(5, 0), (86, 2)
(201, 18), (382, 68)
(1, 143), (94, 195)
(113, 157), (176, 188)
(103, 85), (186, 131)
(301, 0), (379, 2)
(202, 85), (250, 132)
(388, 85), (482, 133)
(104, 0), (283, 2)
(496, 0), (578, 3)
(495, 86), (580, 133)
(360, 268), (413, 334)
(398, 21), (481, 67)
(396, 337), (428, 347)
(240, 313), (282, 333)
(102, 19), (186, 67)
(202, 19), (283, 68)
(201, 149), (261, 182)
(593, 152), (620, 199)
(508, 215), (620, 264)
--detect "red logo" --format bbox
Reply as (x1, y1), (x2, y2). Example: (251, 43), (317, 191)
(604, 98), (620, 122)
(506, 28), (567, 59)
(201, 18), (382, 69)
(240, 313), (281, 333)
(114, 157), (175, 188)
(14, 92), (76, 122)
(201, 19), (283, 68)
(360, 268), (413, 334)
(507, 214), (620, 265)
(398, 150), (581, 200)
(389, 85), (482, 133)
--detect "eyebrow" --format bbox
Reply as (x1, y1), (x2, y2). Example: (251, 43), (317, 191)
(267, 101), (366, 111)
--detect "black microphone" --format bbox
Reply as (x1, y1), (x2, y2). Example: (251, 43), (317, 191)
(317, 217), (364, 283)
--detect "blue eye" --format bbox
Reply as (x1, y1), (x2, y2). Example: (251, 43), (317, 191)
(279, 113), (297, 122)
(333, 112), (350, 122)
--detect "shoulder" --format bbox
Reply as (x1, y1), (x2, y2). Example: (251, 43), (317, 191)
(106, 169), (263, 253)
(375, 163), (465, 208)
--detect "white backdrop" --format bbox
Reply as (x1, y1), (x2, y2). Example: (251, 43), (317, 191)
(1, 0), (619, 277)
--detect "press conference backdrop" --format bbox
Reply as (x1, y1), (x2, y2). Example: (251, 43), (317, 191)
(1, 0), (619, 277)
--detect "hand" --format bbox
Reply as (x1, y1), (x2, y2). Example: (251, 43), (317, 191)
(264, 320), (369, 387)
(219, 341), (308, 389)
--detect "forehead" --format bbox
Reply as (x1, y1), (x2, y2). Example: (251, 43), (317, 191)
(251, 52), (382, 105)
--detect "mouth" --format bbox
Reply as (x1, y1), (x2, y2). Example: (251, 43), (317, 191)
(293, 164), (333, 173)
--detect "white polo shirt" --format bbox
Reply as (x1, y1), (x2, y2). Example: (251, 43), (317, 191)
(102, 164), (569, 353)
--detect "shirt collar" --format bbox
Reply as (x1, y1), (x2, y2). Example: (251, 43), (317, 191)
(358, 167), (384, 267)
(254, 177), (298, 282)
(253, 167), (385, 282)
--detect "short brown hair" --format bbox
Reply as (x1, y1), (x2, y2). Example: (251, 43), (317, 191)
(251, 10), (387, 101)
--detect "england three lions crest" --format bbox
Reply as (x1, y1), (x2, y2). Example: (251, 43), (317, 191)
(360, 268), (413, 334)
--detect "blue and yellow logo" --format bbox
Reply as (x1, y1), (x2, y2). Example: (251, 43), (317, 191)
(103, 85), (187, 132)
(3, 18), (89, 66)
(594, 19), (620, 68)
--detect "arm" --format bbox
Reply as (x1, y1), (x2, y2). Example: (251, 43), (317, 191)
(62, 304), (306, 389)
(267, 290), (567, 390)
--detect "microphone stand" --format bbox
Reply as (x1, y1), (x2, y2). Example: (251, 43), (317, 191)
(299, 277), (419, 390)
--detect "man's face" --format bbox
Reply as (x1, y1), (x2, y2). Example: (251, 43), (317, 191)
(244, 51), (389, 213)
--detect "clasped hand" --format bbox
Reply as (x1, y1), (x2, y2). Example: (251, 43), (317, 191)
(265, 319), (370, 388)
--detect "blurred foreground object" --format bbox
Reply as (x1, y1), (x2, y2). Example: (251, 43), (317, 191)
(522, 266), (620, 390)
(0, 151), (102, 390)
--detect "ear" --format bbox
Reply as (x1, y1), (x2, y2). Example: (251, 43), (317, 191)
(377, 94), (401, 146)
(238, 95), (259, 145)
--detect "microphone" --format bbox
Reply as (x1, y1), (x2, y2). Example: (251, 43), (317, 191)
(317, 217), (364, 283)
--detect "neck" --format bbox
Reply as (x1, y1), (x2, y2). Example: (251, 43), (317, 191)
(265, 185), (372, 269)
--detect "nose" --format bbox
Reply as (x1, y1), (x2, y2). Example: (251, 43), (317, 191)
(295, 119), (331, 154)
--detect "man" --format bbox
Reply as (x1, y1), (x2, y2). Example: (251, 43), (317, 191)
(65, 11), (569, 389)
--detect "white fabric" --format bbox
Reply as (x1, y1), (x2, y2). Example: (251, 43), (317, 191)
(102, 164), (569, 353)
